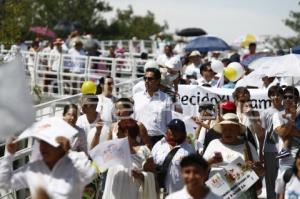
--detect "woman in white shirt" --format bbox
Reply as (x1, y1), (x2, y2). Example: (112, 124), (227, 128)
(63, 104), (88, 154)
(203, 113), (264, 199)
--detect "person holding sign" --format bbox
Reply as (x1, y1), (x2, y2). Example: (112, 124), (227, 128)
(102, 119), (156, 199)
(166, 154), (221, 199)
(203, 113), (264, 198)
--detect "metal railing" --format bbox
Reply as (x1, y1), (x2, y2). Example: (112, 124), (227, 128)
(0, 72), (142, 198)
(0, 50), (147, 98)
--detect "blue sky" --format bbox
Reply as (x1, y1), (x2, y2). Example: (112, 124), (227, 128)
(104, 0), (299, 43)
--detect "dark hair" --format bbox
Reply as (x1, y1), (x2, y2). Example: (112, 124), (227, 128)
(80, 94), (99, 106)
(232, 87), (250, 100)
(249, 42), (256, 48)
(200, 62), (212, 75)
(268, 85), (284, 98)
(63, 104), (78, 116)
(116, 98), (134, 114)
(141, 52), (148, 60)
(145, 67), (161, 80)
(283, 86), (299, 98)
(96, 76), (113, 94)
(31, 41), (39, 48)
(118, 119), (139, 139)
(180, 154), (209, 171)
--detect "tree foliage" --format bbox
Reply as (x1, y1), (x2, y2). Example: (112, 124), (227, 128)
(270, 2), (300, 49)
(0, 1), (167, 45)
(104, 6), (168, 40)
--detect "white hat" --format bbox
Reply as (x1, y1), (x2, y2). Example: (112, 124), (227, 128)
(144, 60), (159, 72)
(189, 50), (201, 57)
(165, 56), (182, 71)
(212, 113), (246, 134)
(16, 117), (78, 147)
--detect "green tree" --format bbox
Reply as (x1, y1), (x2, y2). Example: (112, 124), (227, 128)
(104, 6), (168, 40)
(269, 2), (300, 49)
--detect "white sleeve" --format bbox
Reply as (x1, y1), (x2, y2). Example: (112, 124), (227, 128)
(273, 112), (284, 130)
(0, 154), (28, 190)
(68, 151), (97, 185)
(275, 172), (286, 194)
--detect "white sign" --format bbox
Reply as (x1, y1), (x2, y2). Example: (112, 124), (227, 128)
(178, 85), (271, 116)
(89, 138), (132, 171)
(206, 157), (259, 199)
(16, 117), (78, 147)
(0, 57), (35, 139)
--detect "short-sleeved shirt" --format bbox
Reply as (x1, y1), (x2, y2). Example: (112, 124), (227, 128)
(152, 138), (195, 194)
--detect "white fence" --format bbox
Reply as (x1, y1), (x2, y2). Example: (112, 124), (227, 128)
(0, 74), (143, 198)
(0, 50), (148, 98)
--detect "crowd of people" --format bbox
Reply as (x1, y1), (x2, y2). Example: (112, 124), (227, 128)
(1, 35), (300, 199)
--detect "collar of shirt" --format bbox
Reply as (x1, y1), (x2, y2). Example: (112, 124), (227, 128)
(143, 90), (161, 99)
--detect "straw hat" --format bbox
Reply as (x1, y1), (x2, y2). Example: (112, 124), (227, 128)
(212, 113), (246, 134)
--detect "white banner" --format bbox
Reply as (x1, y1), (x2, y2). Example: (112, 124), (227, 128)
(206, 157), (259, 199)
(0, 57), (35, 139)
(178, 85), (271, 116)
(89, 138), (132, 171)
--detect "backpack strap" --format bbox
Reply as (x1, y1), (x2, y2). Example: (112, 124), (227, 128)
(283, 168), (294, 184)
(162, 147), (180, 169)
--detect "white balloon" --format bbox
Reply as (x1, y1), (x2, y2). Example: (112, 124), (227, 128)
(227, 62), (245, 81)
(211, 60), (224, 73)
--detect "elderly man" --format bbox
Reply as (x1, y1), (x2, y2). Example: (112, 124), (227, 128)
(152, 119), (195, 194)
(133, 67), (172, 146)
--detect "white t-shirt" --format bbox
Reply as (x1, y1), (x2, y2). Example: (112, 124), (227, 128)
(96, 94), (117, 123)
(203, 139), (259, 176)
(76, 114), (103, 150)
(166, 186), (222, 199)
(276, 172), (300, 198)
(273, 111), (299, 169)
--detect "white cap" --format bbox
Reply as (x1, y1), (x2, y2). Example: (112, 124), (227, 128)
(144, 60), (159, 72)
(165, 56), (182, 71)
(16, 117), (78, 147)
(189, 50), (201, 57)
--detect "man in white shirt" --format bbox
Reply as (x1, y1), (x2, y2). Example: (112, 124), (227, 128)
(166, 154), (221, 199)
(260, 85), (284, 199)
(132, 60), (159, 95)
(156, 45), (174, 67)
(133, 67), (172, 146)
(197, 63), (218, 87)
(68, 40), (86, 73)
(152, 119), (195, 194)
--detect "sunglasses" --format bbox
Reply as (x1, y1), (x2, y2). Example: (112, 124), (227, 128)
(143, 76), (157, 81)
(283, 95), (295, 100)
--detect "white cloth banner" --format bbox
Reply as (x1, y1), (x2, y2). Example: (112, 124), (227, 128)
(89, 137), (132, 171)
(178, 85), (271, 116)
(0, 57), (35, 139)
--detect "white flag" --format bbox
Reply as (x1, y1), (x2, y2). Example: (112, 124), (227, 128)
(0, 57), (35, 139)
(89, 138), (132, 171)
